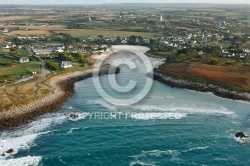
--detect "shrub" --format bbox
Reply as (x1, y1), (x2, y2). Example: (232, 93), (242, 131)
(45, 61), (60, 70)
(209, 58), (218, 65)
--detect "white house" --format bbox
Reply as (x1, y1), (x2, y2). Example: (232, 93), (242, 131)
(121, 40), (127, 44)
(3, 44), (10, 49)
(3, 28), (9, 33)
(222, 49), (229, 54)
(240, 53), (246, 59)
(19, 57), (29, 63)
(198, 50), (205, 56)
(54, 49), (64, 53)
(243, 48), (250, 54)
(60, 61), (73, 68)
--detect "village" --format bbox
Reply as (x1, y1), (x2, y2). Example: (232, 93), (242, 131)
(0, 4), (250, 87)
(0, 27), (250, 86)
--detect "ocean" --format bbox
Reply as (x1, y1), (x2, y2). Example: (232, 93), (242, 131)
(1, 52), (250, 166)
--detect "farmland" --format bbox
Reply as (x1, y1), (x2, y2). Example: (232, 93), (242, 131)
(54, 29), (158, 38)
(7, 30), (52, 36)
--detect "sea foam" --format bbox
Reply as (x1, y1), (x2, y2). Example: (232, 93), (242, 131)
(0, 112), (88, 161)
(0, 156), (42, 166)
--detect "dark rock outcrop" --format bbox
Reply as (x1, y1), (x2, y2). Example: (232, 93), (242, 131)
(154, 73), (250, 102)
(6, 149), (14, 153)
(235, 132), (248, 138)
(69, 114), (79, 119)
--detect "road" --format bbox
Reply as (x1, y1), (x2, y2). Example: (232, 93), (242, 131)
(27, 47), (50, 81)
(34, 55), (50, 81)
(0, 48), (50, 88)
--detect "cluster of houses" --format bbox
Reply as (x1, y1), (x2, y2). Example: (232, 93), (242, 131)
(31, 44), (65, 55)
(16, 54), (72, 69)
(159, 31), (237, 49)
(17, 36), (44, 40)
(81, 35), (150, 45)
(2, 42), (17, 49)
(30, 43), (108, 56)
(221, 47), (249, 58)
(155, 30), (250, 59)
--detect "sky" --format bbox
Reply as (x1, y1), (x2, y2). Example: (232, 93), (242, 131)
(0, 0), (249, 4)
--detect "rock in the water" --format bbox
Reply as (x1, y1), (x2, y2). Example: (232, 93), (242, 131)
(6, 149), (14, 153)
(235, 132), (247, 138)
(1, 153), (5, 156)
(69, 114), (79, 119)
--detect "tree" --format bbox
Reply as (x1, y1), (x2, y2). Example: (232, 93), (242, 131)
(10, 47), (17, 56)
(128, 35), (137, 45)
(98, 35), (104, 39)
(45, 61), (60, 70)
(208, 58), (219, 65)
(77, 53), (88, 64)
(59, 52), (75, 62)
(117, 36), (122, 42)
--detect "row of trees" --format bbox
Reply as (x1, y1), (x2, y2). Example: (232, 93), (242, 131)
(45, 52), (92, 71)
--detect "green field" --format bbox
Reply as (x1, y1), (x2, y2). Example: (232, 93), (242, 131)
(232, 33), (244, 37)
(17, 48), (29, 57)
(7, 30), (52, 36)
(216, 42), (231, 48)
(0, 62), (40, 76)
(0, 54), (17, 63)
(54, 29), (158, 38)
(0, 61), (40, 83)
(46, 58), (61, 64)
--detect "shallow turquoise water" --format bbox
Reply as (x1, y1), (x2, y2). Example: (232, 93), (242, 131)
(1, 67), (250, 166)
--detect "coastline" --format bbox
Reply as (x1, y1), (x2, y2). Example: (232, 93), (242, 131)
(0, 45), (148, 130)
(154, 72), (250, 102)
(0, 69), (107, 130)
(1, 44), (249, 130)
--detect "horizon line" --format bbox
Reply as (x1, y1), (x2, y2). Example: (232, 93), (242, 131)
(0, 3), (250, 5)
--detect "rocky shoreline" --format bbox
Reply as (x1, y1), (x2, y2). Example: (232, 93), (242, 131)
(154, 72), (250, 102)
(0, 68), (111, 130)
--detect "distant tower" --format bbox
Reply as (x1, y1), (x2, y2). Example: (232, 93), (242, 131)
(160, 15), (163, 22)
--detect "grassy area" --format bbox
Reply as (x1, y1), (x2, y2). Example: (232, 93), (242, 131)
(54, 29), (158, 37)
(216, 42), (231, 48)
(0, 61), (40, 84)
(232, 33), (244, 37)
(17, 48), (29, 57)
(45, 58), (61, 64)
(0, 16), (31, 22)
(7, 30), (52, 36)
(239, 20), (250, 23)
(0, 54), (17, 63)
(0, 49), (10, 54)
(0, 62), (40, 76)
